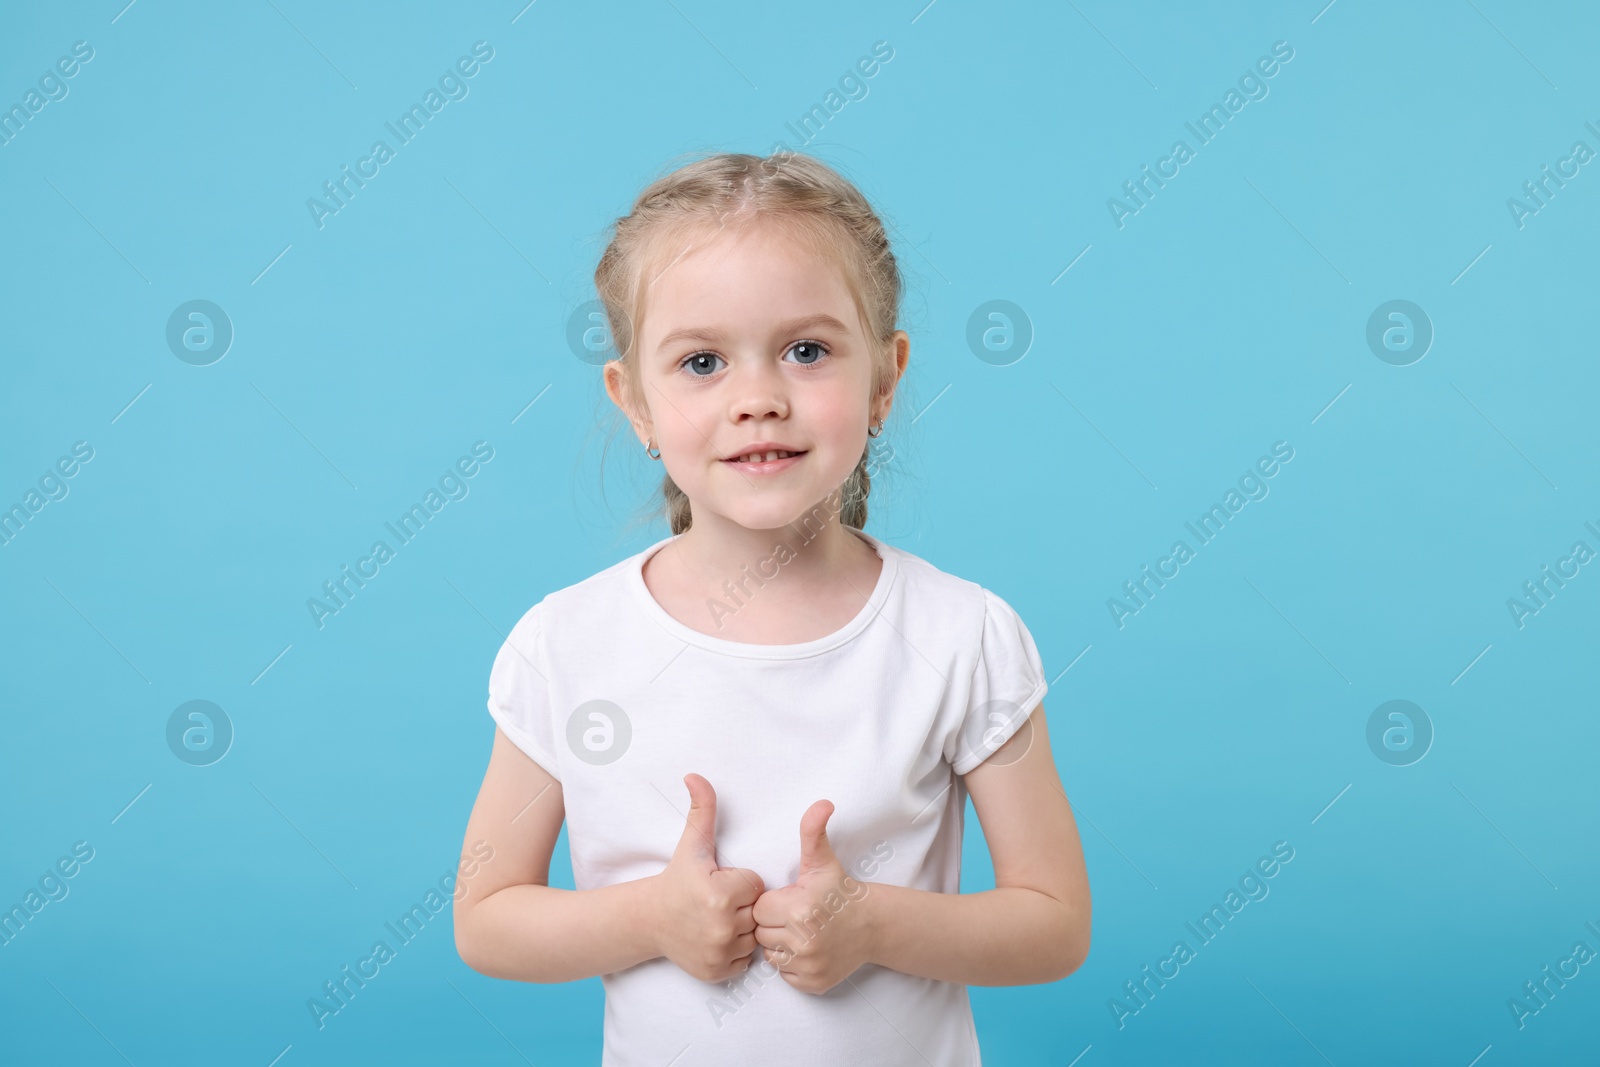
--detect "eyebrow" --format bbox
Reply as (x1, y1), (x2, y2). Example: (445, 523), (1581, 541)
(654, 313), (854, 355)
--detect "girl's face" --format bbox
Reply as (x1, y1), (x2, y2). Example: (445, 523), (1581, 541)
(609, 221), (905, 534)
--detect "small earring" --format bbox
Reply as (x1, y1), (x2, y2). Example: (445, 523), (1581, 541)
(867, 420), (883, 438)
(645, 437), (661, 460)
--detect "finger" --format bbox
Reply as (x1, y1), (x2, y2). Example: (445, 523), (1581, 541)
(752, 927), (796, 972)
(752, 888), (789, 927)
(676, 773), (718, 867)
(798, 799), (836, 872)
(732, 902), (757, 934)
(717, 867), (765, 904)
(729, 931), (755, 958)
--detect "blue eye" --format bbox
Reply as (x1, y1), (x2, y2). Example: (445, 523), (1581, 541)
(787, 341), (828, 365)
(680, 352), (725, 376)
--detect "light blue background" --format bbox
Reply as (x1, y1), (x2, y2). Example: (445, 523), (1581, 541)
(3, 1), (1597, 1064)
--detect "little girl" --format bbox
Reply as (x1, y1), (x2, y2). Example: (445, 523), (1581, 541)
(455, 151), (1090, 1066)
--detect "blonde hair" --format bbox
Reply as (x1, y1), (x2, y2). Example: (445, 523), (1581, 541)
(594, 150), (903, 535)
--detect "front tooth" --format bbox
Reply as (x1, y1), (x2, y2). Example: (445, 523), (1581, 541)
(763, 451), (778, 461)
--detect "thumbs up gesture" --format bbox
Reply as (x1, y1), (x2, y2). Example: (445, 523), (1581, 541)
(753, 800), (875, 995)
(654, 773), (767, 983)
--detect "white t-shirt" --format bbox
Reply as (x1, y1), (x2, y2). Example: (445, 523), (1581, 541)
(485, 527), (1048, 1067)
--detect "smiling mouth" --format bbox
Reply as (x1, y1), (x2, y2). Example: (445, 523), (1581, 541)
(723, 449), (807, 466)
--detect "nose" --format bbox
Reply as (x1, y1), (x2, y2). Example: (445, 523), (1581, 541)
(727, 354), (789, 423)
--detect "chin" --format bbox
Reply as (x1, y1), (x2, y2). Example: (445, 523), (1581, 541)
(727, 506), (811, 532)
(712, 496), (824, 533)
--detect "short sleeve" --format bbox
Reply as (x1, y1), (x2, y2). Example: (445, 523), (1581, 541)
(486, 602), (561, 781)
(947, 587), (1049, 775)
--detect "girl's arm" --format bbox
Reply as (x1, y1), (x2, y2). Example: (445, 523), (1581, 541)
(862, 702), (1091, 986)
(455, 729), (767, 985)
(454, 727), (663, 982)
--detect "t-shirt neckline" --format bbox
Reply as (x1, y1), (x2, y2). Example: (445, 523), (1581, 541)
(626, 526), (900, 659)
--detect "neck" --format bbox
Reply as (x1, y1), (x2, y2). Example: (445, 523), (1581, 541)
(668, 488), (865, 589)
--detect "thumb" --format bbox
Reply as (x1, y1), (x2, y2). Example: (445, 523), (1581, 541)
(675, 773), (718, 868)
(798, 799), (837, 873)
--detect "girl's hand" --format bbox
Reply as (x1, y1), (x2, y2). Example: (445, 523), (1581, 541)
(654, 773), (766, 983)
(753, 800), (875, 995)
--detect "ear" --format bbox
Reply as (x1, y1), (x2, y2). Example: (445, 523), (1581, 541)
(872, 330), (911, 424)
(603, 360), (653, 445)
